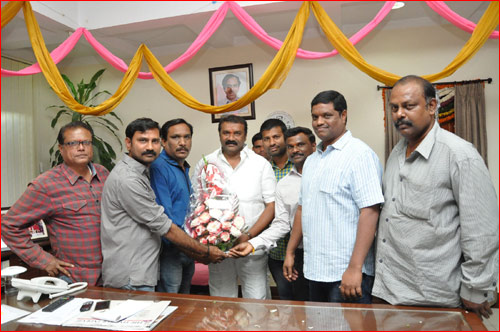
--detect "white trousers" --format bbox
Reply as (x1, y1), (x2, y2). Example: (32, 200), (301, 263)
(208, 254), (270, 299)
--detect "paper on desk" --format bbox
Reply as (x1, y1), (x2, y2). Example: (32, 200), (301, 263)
(63, 300), (173, 331)
(1, 304), (31, 325)
(18, 297), (88, 325)
(92, 299), (153, 322)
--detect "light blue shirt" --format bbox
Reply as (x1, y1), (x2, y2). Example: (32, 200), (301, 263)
(300, 130), (384, 282)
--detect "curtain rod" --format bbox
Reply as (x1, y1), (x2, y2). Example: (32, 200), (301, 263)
(376, 78), (492, 90)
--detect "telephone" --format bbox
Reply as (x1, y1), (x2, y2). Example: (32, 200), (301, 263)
(12, 277), (87, 303)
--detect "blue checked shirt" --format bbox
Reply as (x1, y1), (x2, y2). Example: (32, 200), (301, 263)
(300, 131), (384, 282)
(269, 159), (293, 260)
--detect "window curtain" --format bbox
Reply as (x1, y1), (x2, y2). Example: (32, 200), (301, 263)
(455, 82), (488, 165)
(383, 88), (401, 161)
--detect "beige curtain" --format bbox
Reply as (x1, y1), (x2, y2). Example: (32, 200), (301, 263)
(384, 89), (401, 161)
(455, 82), (488, 165)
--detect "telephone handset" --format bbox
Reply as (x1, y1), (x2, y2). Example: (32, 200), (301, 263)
(12, 276), (87, 303)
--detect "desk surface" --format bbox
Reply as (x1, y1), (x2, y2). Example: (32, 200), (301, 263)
(2, 286), (486, 331)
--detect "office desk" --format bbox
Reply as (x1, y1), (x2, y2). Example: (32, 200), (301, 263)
(2, 286), (486, 331)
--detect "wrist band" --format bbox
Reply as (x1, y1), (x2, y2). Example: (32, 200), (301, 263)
(205, 245), (210, 258)
(244, 230), (252, 239)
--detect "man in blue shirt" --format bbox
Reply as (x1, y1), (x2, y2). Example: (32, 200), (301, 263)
(150, 118), (195, 294)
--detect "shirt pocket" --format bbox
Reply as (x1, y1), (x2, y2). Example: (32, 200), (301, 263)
(397, 182), (432, 220)
(62, 200), (88, 214)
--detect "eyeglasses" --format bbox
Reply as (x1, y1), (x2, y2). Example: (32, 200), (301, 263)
(63, 140), (92, 148)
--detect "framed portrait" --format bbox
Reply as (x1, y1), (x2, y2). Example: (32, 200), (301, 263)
(209, 63), (256, 123)
(1, 207), (48, 241)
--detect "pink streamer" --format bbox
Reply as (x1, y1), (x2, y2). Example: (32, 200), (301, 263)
(0, 1), (395, 76)
(229, 1), (395, 59)
(426, 1), (498, 39)
(1, 28), (85, 77)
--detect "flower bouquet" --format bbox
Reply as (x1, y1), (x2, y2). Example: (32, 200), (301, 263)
(185, 158), (247, 252)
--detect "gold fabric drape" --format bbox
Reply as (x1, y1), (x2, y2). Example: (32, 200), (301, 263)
(144, 1), (309, 114)
(312, 1), (499, 85)
(2, 1), (498, 115)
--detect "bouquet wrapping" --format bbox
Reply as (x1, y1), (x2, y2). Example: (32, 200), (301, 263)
(185, 158), (247, 252)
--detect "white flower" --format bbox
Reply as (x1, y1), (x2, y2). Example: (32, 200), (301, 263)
(199, 212), (211, 224)
(207, 221), (222, 235)
(221, 221), (232, 231)
(230, 225), (241, 238)
(190, 217), (201, 228)
(233, 216), (245, 230)
(220, 232), (230, 242)
(195, 225), (206, 237)
(209, 208), (223, 220)
(207, 234), (218, 245)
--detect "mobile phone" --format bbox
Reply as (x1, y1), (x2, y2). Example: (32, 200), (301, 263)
(94, 300), (110, 311)
(79, 301), (94, 312)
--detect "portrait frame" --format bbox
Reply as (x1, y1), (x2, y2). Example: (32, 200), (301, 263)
(209, 63), (256, 123)
(1, 207), (48, 241)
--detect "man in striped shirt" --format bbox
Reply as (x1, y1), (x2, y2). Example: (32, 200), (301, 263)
(2, 122), (109, 285)
(284, 90), (384, 304)
(372, 75), (498, 319)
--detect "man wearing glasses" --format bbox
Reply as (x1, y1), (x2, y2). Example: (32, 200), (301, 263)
(2, 121), (109, 286)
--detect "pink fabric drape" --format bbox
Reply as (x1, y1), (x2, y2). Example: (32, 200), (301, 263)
(426, 1), (498, 39)
(1, 28), (84, 76)
(229, 1), (395, 59)
(2, 1), (394, 77)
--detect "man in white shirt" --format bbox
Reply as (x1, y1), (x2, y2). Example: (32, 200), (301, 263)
(230, 127), (316, 301)
(192, 115), (276, 299)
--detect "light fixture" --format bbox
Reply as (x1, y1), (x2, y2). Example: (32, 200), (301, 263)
(392, 2), (405, 10)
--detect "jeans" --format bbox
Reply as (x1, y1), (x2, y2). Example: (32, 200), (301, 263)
(121, 283), (155, 292)
(268, 249), (309, 301)
(308, 274), (374, 303)
(156, 243), (195, 294)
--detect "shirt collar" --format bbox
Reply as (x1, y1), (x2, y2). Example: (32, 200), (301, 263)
(162, 150), (190, 170)
(288, 166), (302, 177)
(217, 145), (250, 163)
(60, 162), (99, 185)
(271, 159), (293, 170)
(123, 153), (149, 177)
(408, 121), (439, 160)
(317, 130), (352, 154)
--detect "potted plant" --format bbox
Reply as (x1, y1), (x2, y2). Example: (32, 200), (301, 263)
(47, 69), (123, 171)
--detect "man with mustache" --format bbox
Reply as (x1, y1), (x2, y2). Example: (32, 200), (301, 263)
(372, 75), (498, 318)
(101, 118), (226, 291)
(221, 74), (240, 104)
(2, 121), (108, 285)
(150, 119), (195, 294)
(230, 126), (316, 301)
(192, 115), (276, 299)
(283, 90), (384, 304)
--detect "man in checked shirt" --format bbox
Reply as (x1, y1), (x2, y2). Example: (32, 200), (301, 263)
(2, 121), (109, 285)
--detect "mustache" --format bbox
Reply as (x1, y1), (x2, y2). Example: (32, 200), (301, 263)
(395, 119), (413, 128)
(291, 153), (304, 159)
(225, 140), (238, 146)
(142, 150), (157, 156)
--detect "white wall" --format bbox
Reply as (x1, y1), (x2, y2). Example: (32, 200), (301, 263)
(33, 23), (499, 194)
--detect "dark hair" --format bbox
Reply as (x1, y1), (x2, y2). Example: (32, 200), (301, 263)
(160, 118), (193, 140)
(252, 132), (263, 145)
(57, 121), (94, 145)
(393, 75), (436, 105)
(284, 126), (316, 144)
(222, 74), (241, 88)
(125, 117), (160, 139)
(311, 90), (347, 114)
(218, 115), (247, 135)
(260, 118), (287, 135)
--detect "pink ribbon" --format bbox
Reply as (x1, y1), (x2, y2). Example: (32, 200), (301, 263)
(426, 1), (498, 39)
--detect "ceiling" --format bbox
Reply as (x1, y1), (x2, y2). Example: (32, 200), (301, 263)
(0, 1), (491, 66)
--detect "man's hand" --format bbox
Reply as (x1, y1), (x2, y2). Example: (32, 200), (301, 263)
(201, 245), (227, 265)
(340, 267), (363, 300)
(283, 252), (298, 282)
(228, 242), (254, 258)
(235, 233), (250, 245)
(461, 295), (496, 319)
(45, 257), (74, 278)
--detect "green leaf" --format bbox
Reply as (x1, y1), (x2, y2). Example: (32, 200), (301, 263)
(51, 109), (71, 128)
(62, 74), (77, 98)
(102, 140), (116, 159)
(109, 111), (123, 125)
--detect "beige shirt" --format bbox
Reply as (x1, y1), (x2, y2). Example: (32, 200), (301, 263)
(373, 122), (499, 307)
